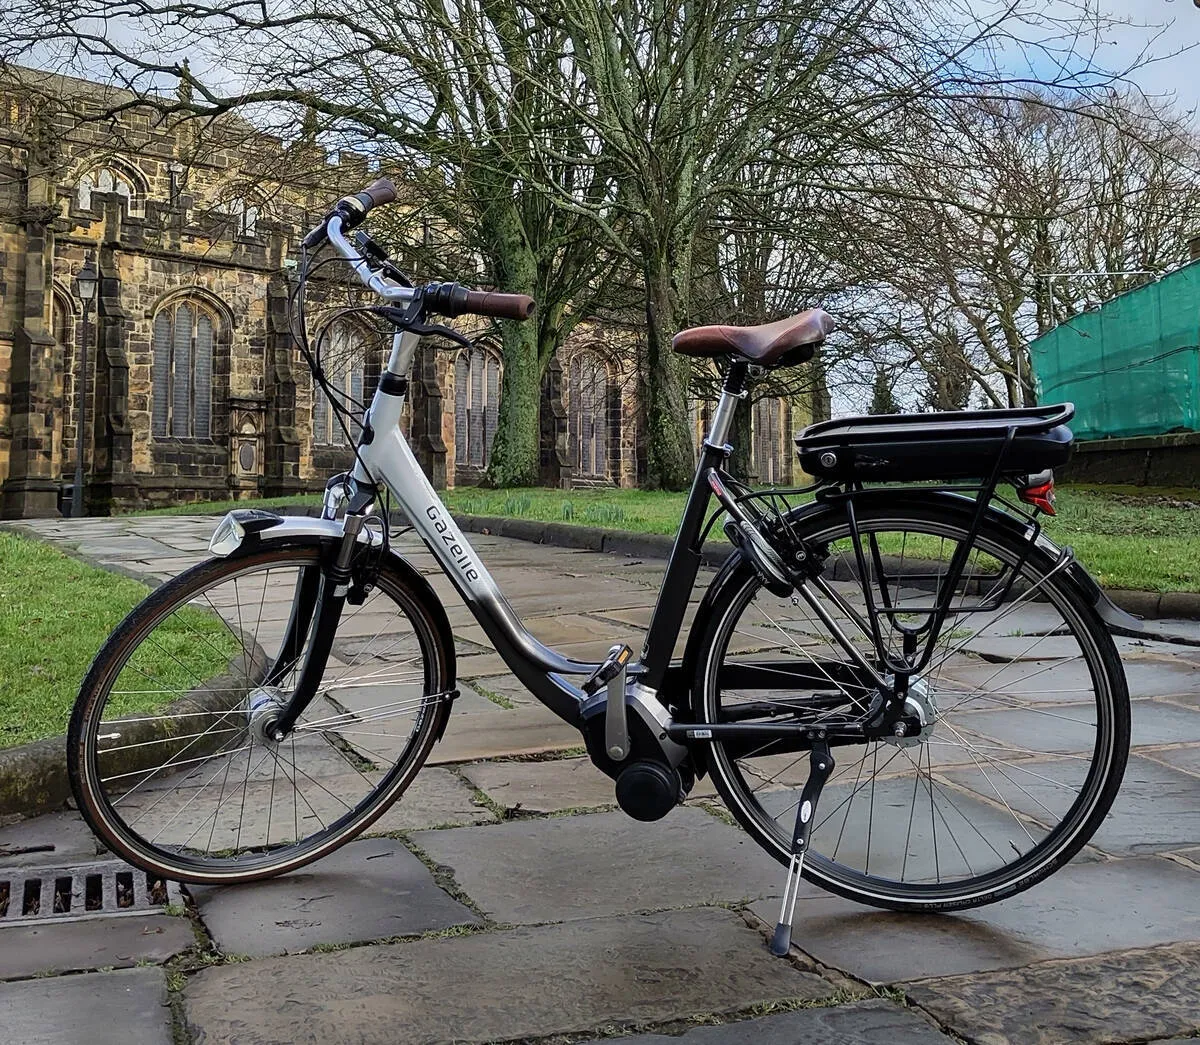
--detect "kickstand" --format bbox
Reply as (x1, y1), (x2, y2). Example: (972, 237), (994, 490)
(770, 739), (834, 957)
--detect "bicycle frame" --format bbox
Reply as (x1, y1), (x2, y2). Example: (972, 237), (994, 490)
(349, 326), (736, 729)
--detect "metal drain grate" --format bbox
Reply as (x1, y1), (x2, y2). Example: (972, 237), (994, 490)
(0, 860), (184, 924)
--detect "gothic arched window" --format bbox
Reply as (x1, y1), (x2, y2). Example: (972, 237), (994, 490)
(752, 397), (784, 484)
(454, 344), (501, 470)
(313, 323), (366, 447)
(216, 195), (259, 237)
(568, 351), (609, 480)
(152, 302), (215, 439)
(77, 166), (144, 215)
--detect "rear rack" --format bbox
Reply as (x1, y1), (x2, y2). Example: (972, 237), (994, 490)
(796, 402), (1074, 444)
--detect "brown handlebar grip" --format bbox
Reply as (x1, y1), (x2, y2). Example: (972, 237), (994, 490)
(463, 290), (537, 321)
(358, 177), (397, 208)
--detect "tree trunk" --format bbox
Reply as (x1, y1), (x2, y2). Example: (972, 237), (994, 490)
(810, 346), (832, 423)
(643, 254), (695, 491)
(481, 194), (541, 487)
(730, 397), (754, 479)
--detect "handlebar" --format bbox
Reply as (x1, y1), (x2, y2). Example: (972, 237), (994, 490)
(308, 181), (537, 323)
(421, 281), (536, 321)
(302, 178), (398, 249)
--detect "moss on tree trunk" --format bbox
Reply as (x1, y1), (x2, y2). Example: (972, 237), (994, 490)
(479, 187), (541, 488)
(643, 253), (696, 491)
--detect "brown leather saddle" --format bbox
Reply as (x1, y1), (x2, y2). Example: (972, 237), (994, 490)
(672, 309), (834, 366)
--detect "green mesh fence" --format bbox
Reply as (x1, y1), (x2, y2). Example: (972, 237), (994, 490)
(1029, 260), (1200, 440)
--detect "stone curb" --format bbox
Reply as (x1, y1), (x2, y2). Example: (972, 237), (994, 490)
(447, 512), (1200, 622)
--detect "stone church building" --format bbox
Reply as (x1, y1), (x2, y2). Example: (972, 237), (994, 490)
(0, 70), (802, 518)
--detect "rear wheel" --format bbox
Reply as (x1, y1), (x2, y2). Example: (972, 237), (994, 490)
(68, 545), (453, 884)
(694, 502), (1129, 911)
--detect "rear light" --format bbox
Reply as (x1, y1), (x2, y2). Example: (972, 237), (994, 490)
(1017, 473), (1056, 515)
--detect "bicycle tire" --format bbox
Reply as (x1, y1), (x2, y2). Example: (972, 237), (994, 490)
(693, 500), (1129, 911)
(68, 544), (453, 884)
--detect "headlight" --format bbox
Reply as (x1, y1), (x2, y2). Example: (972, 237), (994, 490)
(208, 513), (246, 556)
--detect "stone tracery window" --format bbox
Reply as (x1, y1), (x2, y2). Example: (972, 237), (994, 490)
(568, 351), (609, 480)
(454, 344), (501, 470)
(77, 166), (144, 215)
(752, 397), (784, 484)
(152, 301), (215, 440)
(313, 322), (366, 447)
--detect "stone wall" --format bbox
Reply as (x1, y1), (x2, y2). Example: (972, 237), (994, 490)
(1058, 432), (1200, 488)
(1, 69), (804, 517)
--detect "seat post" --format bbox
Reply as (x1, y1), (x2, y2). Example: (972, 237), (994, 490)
(705, 360), (750, 451)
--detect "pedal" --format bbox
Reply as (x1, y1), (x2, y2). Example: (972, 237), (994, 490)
(770, 739), (834, 957)
(581, 643), (632, 696)
(582, 644), (634, 762)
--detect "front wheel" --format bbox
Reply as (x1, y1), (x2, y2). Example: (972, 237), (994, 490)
(693, 501), (1130, 911)
(68, 544), (453, 884)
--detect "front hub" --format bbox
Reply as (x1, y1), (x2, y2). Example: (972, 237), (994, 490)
(246, 686), (289, 743)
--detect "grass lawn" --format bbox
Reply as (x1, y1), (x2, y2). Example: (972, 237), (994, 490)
(0, 533), (237, 749)
(126, 493), (321, 517)
(128, 483), (1200, 593)
(443, 485), (1200, 594)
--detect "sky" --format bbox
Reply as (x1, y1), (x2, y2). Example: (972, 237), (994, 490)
(974, 0), (1200, 121)
(1081, 0), (1199, 117)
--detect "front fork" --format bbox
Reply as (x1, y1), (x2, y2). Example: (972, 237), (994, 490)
(262, 475), (376, 739)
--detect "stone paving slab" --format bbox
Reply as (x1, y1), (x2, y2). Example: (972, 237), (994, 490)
(358, 767), (496, 831)
(748, 854), (1200, 984)
(942, 755), (1200, 857)
(904, 941), (1200, 1045)
(454, 651), (522, 678)
(190, 837), (480, 957)
(1168, 846), (1200, 870)
(579, 998), (958, 1044)
(183, 908), (835, 1044)
(959, 635), (1087, 661)
(461, 673), (541, 706)
(759, 776), (1051, 884)
(1132, 618), (1200, 644)
(941, 657), (1200, 700)
(0, 915), (193, 979)
(452, 683), (509, 712)
(0, 968), (173, 1045)
(958, 698), (1200, 751)
(457, 612), (642, 651)
(426, 705), (584, 763)
(461, 756), (617, 813)
(0, 811), (101, 867)
(413, 806), (806, 924)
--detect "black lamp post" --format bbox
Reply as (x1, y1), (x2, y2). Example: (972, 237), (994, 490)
(72, 256), (99, 518)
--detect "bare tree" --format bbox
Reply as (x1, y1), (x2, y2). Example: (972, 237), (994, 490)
(843, 90), (1200, 410)
(1, 2), (623, 487)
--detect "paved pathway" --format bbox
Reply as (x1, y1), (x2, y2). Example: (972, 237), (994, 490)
(1, 514), (1198, 1044)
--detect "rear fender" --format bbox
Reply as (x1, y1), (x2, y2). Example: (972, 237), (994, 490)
(679, 489), (1136, 727)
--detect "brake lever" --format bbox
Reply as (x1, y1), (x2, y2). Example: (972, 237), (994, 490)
(377, 305), (473, 349)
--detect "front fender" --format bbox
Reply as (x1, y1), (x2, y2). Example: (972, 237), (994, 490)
(206, 509), (457, 686)
(208, 509), (383, 556)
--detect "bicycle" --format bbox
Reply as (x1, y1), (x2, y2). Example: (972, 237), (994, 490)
(68, 179), (1134, 955)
